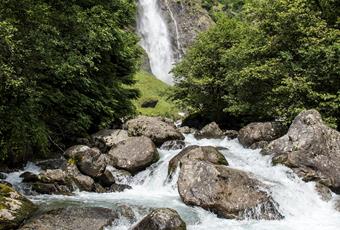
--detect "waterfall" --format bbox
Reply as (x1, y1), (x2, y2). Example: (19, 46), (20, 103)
(137, 0), (174, 85)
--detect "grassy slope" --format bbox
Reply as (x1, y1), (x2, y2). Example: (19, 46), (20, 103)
(133, 71), (179, 119)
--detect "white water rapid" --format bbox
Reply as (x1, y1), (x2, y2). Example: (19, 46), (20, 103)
(6, 135), (340, 229)
(137, 0), (175, 85)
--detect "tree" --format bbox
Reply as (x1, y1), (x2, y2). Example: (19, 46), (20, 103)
(172, 0), (340, 128)
(0, 0), (141, 165)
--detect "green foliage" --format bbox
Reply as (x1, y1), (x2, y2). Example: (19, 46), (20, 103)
(0, 0), (141, 164)
(172, 0), (340, 128)
(133, 71), (179, 119)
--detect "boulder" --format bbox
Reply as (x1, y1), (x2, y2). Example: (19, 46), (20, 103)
(109, 184), (132, 193)
(108, 136), (159, 174)
(238, 122), (286, 148)
(116, 204), (137, 223)
(66, 164), (95, 192)
(315, 182), (332, 201)
(132, 208), (186, 230)
(224, 130), (239, 139)
(126, 116), (184, 146)
(19, 207), (118, 230)
(141, 99), (159, 108)
(168, 145), (228, 177)
(178, 126), (196, 134)
(64, 145), (108, 178)
(0, 173), (6, 180)
(0, 183), (37, 230)
(194, 122), (225, 139)
(33, 156), (67, 170)
(91, 129), (129, 153)
(20, 172), (39, 183)
(98, 166), (131, 186)
(178, 161), (283, 220)
(160, 140), (186, 151)
(263, 110), (340, 193)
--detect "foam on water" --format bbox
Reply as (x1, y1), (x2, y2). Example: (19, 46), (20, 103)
(7, 135), (340, 229)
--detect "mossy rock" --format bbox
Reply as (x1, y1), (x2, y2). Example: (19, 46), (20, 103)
(0, 183), (37, 230)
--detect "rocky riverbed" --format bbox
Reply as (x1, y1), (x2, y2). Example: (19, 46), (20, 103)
(1, 110), (340, 230)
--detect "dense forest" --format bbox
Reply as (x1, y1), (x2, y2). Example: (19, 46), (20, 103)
(0, 0), (141, 164)
(0, 0), (339, 165)
(172, 0), (339, 128)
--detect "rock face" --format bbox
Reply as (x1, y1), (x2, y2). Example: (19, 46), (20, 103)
(132, 208), (186, 230)
(238, 122), (285, 148)
(194, 122), (225, 139)
(108, 136), (159, 174)
(19, 207), (117, 230)
(126, 116), (184, 146)
(263, 110), (340, 193)
(168, 145), (228, 176)
(0, 183), (37, 230)
(177, 161), (283, 220)
(91, 129), (129, 153)
(159, 0), (213, 60)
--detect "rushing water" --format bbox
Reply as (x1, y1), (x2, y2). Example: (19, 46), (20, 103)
(6, 134), (340, 229)
(137, 0), (174, 85)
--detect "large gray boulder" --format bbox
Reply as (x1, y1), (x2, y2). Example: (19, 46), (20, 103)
(19, 207), (117, 230)
(91, 129), (129, 153)
(0, 183), (37, 230)
(108, 136), (159, 174)
(64, 145), (108, 178)
(132, 208), (186, 230)
(126, 116), (184, 146)
(178, 161), (283, 220)
(238, 122), (285, 148)
(194, 122), (225, 139)
(263, 110), (340, 193)
(168, 145), (228, 177)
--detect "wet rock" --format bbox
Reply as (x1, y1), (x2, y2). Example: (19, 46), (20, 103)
(168, 145), (228, 177)
(116, 204), (137, 223)
(31, 182), (70, 195)
(94, 183), (106, 193)
(178, 161), (283, 220)
(224, 130), (239, 139)
(39, 169), (69, 185)
(132, 208), (186, 230)
(141, 99), (159, 108)
(108, 136), (159, 174)
(194, 122), (225, 139)
(335, 200), (340, 212)
(19, 207), (118, 230)
(263, 110), (340, 194)
(91, 129), (129, 153)
(250, 141), (269, 150)
(64, 145), (108, 178)
(178, 126), (196, 134)
(0, 172), (6, 180)
(315, 182), (332, 201)
(238, 122), (285, 148)
(34, 156), (67, 170)
(160, 140), (186, 151)
(0, 183), (37, 230)
(109, 183), (132, 192)
(98, 166), (131, 186)
(20, 172), (39, 183)
(126, 116), (184, 146)
(66, 164), (95, 192)
(159, 0), (213, 60)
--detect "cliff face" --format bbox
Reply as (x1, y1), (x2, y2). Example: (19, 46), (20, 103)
(159, 0), (214, 60)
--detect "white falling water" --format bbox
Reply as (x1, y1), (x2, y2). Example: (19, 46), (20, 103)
(137, 0), (174, 85)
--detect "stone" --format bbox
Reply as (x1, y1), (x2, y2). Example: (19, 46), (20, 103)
(20, 172), (39, 183)
(224, 130), (239, 139)
(168, 145), (228, 177)
(0, 183), (37, 230)
(194, 122), (225, 139)
(160, 140), (186, 151)
(108, 136), (159, 174)
(34, 157), (67, 170)
(238, 122), (285, 148)
(126, 116), (184, 146)
(178, 126), (196, 134)
(66, 164), (95, 192)
(263, 110), (340, 193)
(315, 182), (332, 201)
(109, 184), (132, 192)
(91, 129), (129, 153)
(19, 207), (118, 230)
(132, 208), (186, 230)
(141, 99), (159, 108)
(177, 161), (283, 220)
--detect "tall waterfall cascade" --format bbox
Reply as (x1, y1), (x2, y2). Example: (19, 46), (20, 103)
(137, 0), (175, 85)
